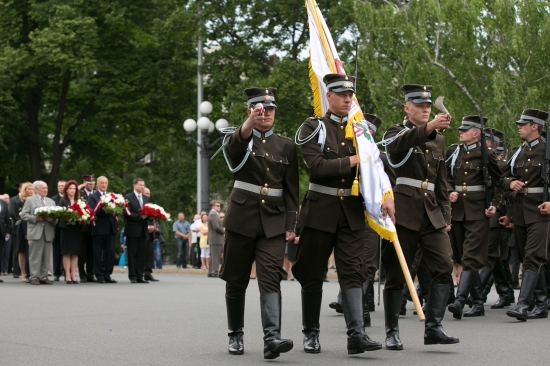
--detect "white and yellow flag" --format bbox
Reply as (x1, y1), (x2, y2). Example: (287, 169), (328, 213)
(306, 0), (396, 242)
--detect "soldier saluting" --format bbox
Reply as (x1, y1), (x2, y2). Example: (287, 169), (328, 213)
(445, 117), (502, 319)
(381, 84), (458, 350)
(220, 87), (299, 359)
(501, 108), (550, 321)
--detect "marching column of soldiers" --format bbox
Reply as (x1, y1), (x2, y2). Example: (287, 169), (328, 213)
(220, 74), (549, 359)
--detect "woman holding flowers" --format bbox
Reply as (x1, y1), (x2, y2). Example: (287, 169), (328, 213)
(58, 180), (83, 284)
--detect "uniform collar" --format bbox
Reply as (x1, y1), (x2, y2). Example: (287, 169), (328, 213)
(526, 138), (540, 148)
(253, 129), (274, 140)
(462, 142), (478, 151)
(327, 111), (348, 124)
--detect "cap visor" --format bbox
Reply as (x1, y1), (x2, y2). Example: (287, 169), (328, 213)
(330, 87), (355, 93)
(458, 125), (472, 130)
(410, 99), (432, 104)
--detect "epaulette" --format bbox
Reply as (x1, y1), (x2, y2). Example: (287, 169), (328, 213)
(277, 133), (292, 141)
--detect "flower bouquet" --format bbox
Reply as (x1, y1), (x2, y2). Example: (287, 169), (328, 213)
(34, 206), (68, 220)
(140, 203), (172, 222)
(95, 193), (129, 216)
(68, 200), (95, 225)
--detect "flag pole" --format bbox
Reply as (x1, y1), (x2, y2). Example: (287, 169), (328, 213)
(392, 236), (425, 321)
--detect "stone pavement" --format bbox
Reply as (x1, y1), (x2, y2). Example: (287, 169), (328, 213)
(0, 271), (548, 366)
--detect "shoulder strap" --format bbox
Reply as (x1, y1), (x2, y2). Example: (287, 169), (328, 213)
(445, 145), (461, 177)
(508, 145), (522, 176)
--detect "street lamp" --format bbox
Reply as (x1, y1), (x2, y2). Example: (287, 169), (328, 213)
(183, 101), (229, 212)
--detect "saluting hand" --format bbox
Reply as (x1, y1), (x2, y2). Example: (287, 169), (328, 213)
(538, 202), (550, 215)
(381, 195), (396, 224)
(449, 192), (458, 203)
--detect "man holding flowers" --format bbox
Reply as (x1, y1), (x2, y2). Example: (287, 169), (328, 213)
(20, 181), (57, 285)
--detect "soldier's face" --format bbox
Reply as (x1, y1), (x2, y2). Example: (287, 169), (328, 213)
(517, 122), (538, 141)
(85, 182), (95, 191)
(404, 102), (431, 124)
(326, 91), (352, 116)
(459, 128), (479, 144)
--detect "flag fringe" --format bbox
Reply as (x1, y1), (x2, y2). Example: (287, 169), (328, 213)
(308, 58), (323, 117)
(365, 212), (397, 242)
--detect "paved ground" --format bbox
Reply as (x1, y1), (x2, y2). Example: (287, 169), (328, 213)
(0, 271), (548, 366)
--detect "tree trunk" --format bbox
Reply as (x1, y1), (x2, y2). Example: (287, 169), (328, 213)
(24, 91), (43, 182)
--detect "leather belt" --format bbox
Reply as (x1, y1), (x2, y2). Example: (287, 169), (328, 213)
(234, 181), (283, 197)
(519, 187), (549, 195)
(455, 185), (484, 193)
(308, 183), (351, 197)
(396, 177), (434, 192)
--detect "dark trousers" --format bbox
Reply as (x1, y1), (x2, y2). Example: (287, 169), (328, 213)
(220, 228), (286, 297)
(450, 218), (489, 272)
(52, 232), (64, 276)
(126, 236), (146, 281)
(514, 221), (550, 273)
(363, 224), (381, 281)
(93, 234), (115, 280)
(293, 209), (365, 292)
(12, 233), (20, 275)
(190, 242), (199, 267)
(144, 238), (154, 275)
(78, 233), (94, 279)
(209, 244), (223, 276)
(382, 214), (453, 291)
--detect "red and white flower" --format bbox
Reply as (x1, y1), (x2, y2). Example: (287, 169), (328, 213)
(140, 203), (172, 222)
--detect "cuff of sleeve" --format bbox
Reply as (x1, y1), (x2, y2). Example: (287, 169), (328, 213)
(286, 212), (298, 232)
(382, 189), (394, 202)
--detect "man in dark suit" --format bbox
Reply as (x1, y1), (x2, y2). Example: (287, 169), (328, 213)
(9, 183), (23, 278)
(0, 195), (12, 283)
(51, 180), (66, 281)
(207, 201), (225, 278)
(78, 174), (96, 282)
(123, 178), (150, 283)
(87, 176), (117, 284)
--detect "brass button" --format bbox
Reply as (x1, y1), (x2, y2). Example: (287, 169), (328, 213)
(426, 150), (429, 153)
(529, 148), (532, 151)
(525, 169), (528, 172)
(463, 182), (467, 185)
(340, 126), (344, 129)
(264, 184), (268, 187)
(327, 148), (330, 151)
(341, 179), (345, 182)
(467, 151), (470, 154)
(414, 149), (417, 152)
(262, 140), (266, 143)
(427, 163), (430, 168)
(424, 193), (428, 197)
(266, 153), (269, 156)
(466, 161), (468, 164)
(341, 142), (345, 146)
(279, 160), (282, 162)
(340, 197), (344, 200)
(252, 152), (256, 155)
(267, 168), (270, 171)
(525, 181), (528, 184)
(528, 159), (531, 162)
(463, 193), (466, 196)
(426, 179), (429, 182)
(464, 172), (468, 175)
(261, 200), (265, 204)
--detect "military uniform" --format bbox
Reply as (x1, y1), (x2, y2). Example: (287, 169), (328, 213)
(78, 175), (96, 282)
(503, 109), (550, 321)
(219, 87), (298, 359)
(381, 84), (458, 350)
(293, 74), (383, 355)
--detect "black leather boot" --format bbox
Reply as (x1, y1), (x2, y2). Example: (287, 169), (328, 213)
(302, 290), (322, 353)
(464, 271), (485, 317)
(483, 275), (493, 303)
(413, 272), (431, 315)
(448, 271), (476, 319)
(424, 284), (460, 345)
(506, 270), (539, 321)
(362, 280), (371, 327)
(226, 295), (245, 355)
(504, 264), (516, 303)
(329, 289), (343, 313)
(447, 281), (456, 305)
(527, 273), (548, 319)
(491, 265), (511, 309)
(383, 289), (403, 350)
(400, 269), (416, 316)
(367, 280), (375, 312)
(341, 288), (382, 354)
(261, 293), (293, 359)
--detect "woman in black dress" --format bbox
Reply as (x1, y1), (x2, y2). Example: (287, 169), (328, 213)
(58, 180), (82, 284)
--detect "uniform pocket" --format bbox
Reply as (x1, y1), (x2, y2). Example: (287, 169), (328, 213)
(306, 190), (320, 201)
(230, 190), (247, 205)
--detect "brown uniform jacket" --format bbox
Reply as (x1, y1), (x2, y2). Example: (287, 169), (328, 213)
(298, 112), (364, 233)
(384, 119), (450, 231)
(445, 143), (502, 222)
(379, 151), (396, 187)
(490, 158), (509, 228)
(502, 137), (550, 226)
(223, 126), (299, 239)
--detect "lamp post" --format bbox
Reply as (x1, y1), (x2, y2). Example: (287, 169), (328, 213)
(184, 101), (229, 213)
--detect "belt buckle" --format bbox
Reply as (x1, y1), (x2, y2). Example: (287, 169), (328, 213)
(461, 185), (468, 193)
(524, 187), (528, 195)
(260, 187), (269, 196)
(337, 188), (345, 197)
(421, 181), (428, 190)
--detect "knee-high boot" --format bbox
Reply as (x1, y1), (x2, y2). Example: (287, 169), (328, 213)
(362, 280), (371, 327)
(328, 289), (343, 313)
(491, 265), (511, 308)
(302, 290), (322, 353)
(414, 271), (431, 315)
(506, 270), (539, 321)
(464, 267), (490, 317)
(367, 280), (375, 312)
(341, 288), (382, 354)
(383, 289), (403, 350)
(226, 295), (245, 355)
(424, 284), (460, 345)
(527, 273), (548, 319)
(261, 293), (293, 359)
(447, 271), (476, 319)
(504, 264), (516, 303)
